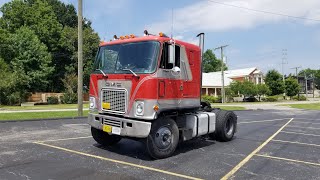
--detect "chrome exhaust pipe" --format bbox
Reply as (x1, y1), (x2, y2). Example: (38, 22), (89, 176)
(197, 33), (205, 104)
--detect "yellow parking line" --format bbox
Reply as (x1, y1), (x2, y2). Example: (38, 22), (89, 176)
(271, 139), (320, 147)
(221, 118), (294, 180)
(281, 131), (320, 137)
(255, 154), (320, 167)
(33, 142), (203, 180)
(35, 136), (92, 143)
(238, 119), (287, 124)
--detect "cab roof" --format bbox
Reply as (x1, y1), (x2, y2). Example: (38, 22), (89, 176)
(99, 35), (200, 51)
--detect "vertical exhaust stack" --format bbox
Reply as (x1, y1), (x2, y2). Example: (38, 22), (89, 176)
(197, 33), (205, 104)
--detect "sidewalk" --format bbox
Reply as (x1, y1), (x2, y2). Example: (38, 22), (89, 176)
(0, 109), (86, 114)
(213, 100), (319, 110)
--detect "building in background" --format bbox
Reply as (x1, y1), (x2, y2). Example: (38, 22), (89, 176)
(202, 67), (264, 96)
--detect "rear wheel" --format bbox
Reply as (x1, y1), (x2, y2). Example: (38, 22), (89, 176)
(212, 110), (237, 141)
(91, 127), (122, 146)
(146, 117), (179, 159)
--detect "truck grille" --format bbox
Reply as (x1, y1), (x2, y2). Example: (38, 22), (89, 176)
(101, 89), (127, 114)
(103, 119), (122, 128)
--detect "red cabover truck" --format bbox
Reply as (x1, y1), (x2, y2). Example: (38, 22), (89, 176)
(88, 31), (237, 159)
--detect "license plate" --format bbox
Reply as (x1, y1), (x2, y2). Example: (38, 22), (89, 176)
(102, 102), (111, 109)
(112, 127), (121, 135)
(103, 125), (121, 135)
(103, 125), (112, 133)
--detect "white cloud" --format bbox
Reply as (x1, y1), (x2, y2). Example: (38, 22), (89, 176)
(148, 0), (320, 34)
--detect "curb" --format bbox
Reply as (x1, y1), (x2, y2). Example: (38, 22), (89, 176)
(0, 116), (87, 123)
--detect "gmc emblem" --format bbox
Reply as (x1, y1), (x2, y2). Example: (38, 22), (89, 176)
(106, 82), (122, 87)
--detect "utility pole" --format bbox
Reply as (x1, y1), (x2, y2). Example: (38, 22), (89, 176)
(304, 71), (308, 99)
(291, 66), (301, 98)
(77, 0), (83, 116)
(281, 49), (288, 99)
(214, 45), (228, 103)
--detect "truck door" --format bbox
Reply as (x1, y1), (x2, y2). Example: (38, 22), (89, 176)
(181, 48), (194, 98)
(158, 43), (182, 108)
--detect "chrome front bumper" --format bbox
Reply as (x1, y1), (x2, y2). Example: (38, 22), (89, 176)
(88, 113), (152, 138)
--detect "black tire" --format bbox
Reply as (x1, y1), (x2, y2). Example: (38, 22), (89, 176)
(146, 118), (179, 159)
(214, 110), (237, 141)
(91, 127), (122, 146)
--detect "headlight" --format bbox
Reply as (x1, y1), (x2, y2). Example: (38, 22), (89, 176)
(135, 101), (144, 116)
(89, 97), (96, 109)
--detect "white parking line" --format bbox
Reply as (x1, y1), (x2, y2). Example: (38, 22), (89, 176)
(33, 142), (203, 180)
(238, 119), (287, 124)
(286, 125), (320, 130)
(290, 121), (320, 125)
(221, 118), (294, 180)
(35, 136), (92, 143)
(255, 154), (320, 167)
(281, 131), (320, 137)
(271, 139), (320, 147)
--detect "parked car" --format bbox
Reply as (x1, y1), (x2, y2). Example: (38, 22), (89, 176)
(243, 96), (258, 102)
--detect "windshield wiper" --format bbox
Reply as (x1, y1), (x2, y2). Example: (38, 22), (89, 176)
(96, 69), (108, 77)
(122, 69), (139, 78)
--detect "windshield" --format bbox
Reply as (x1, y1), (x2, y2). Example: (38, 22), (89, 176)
(93, 41), (160, 74)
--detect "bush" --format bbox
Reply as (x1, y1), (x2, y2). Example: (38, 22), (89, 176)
(201, 95), (221, 103)
(264, 96), (278, 102)
(6, 92), (21, 105)
(47, 96), (59, 104)
(61, 92), (77, 104)
(292, 95), (307, 101)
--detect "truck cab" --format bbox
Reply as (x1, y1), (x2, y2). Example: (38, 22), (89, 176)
(88, 32), (237, 159)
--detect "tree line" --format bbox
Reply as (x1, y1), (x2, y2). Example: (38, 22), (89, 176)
(0, 0), (100, 105)
(228, 69), (302, 101)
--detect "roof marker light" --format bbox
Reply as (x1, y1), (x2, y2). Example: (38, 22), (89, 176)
(144, 30), (149, 36)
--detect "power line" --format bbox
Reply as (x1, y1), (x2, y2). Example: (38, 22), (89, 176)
(204, 0), (320, 22)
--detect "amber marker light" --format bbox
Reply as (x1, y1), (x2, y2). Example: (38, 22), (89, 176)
(153, 105), (159, 111)
(130, 34), (135, 38)
(159, 32), (164, 37)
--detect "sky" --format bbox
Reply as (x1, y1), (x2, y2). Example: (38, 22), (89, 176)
(1, 0), (320, 75)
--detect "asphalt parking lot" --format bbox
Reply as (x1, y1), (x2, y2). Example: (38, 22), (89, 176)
(0, 109), (319, 180)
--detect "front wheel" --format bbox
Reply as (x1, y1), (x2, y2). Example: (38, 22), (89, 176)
(146, 117), (179, 159)
(91, 127), (122, 146)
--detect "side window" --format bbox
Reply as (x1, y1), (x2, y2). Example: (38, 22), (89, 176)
(175, 45), (180, 67)
(160, 43), (173, 69)
(159, 43), (180, 69)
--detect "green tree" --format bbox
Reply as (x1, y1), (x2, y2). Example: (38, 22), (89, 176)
(0, 0), (100, 92)
(241, 80), (257, 97)
(0, 0), (62, 51)
(229, 80), (257, 97)
(203, 49), (227, 73)
(10, 27), (53, 97)
(265, 69), (285, 95)
(59, 26), (100, 88)
(256, 84), (270, 101)
(229, 81), (242, 96)
(285, 77), (300, 99)
(0, 58), (15, 105)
